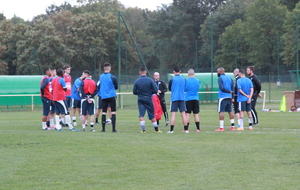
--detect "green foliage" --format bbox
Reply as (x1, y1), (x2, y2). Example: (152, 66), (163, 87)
(280, 0), (300, 10)
(0, 44), (8, 74)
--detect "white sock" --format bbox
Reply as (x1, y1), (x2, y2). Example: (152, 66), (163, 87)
(140, 121), (146, 131)
(239, 118), (244, 128)
(55, 115), (60, 125)
(72, 116), (76, 121)
(152, 121), (158, 128)
(42, 122), (46, 130)
(61, 117), (65, 124)
(248, 118), (253, 125)
(50, 118), (54, 126)
(65, 115), (73, 129)
(230, 119), (234, 126)
(219, 120), (224, 129)
(82, 124), (86, 129)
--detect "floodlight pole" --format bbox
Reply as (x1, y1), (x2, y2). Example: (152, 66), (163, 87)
(118, 11), (121, 106)
(210, 13), (214, 102)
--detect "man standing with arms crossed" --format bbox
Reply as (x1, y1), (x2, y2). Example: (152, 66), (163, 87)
(99, 62), (118, 133)
(167, 66), (188, 133)
(133, 67), (162, 133)
(237, 69), (254, 130)
(153, 72), (169, 126)
(215, 67), (235, 131)
(185, 69), (201, 132)
(246, 66), (261, 125)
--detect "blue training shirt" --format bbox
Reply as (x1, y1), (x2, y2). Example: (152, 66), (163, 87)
(71, 77), (82, 101)
(218, 74), (233, 99)
(133, 75), (158, 98)
(99, 73), (118, 99)
(237, 77), (253, 102)
(185, 77), (200, 101)
(168, 75), (185, 101)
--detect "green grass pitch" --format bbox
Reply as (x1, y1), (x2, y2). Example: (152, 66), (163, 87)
(1, 104), (300, 189)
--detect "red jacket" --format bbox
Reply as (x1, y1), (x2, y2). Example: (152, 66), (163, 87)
(152, 94), (163, 120)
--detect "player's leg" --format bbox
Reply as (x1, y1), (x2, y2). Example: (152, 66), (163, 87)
(238, 102), (245, 130)
(81, 99), (88, 131)
(138, 99), (147, 132)
(246, 102), (253, 130)
(251, 95), (258, 125)
(168, 101), (177, 133)
(71, 99), (79, 127)
(161, 99), (169, 126)
(109, 97), (117, 132)
(193, 100), (201, 131)
(233, 98), (241, 127)
(101, 98), (109, 132)
(215, 98), (225, 131)
(226, 100), (235, 130)
(41, 97), (51, 130)
(178, 101), (188, 132)
(88, 99), (96, 132)
(95, 95), (102, 124)
(185, 100), (191, 130)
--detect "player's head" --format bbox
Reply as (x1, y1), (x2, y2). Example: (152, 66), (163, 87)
(43, 68), (51, 76)
(188, 69), (195, 77)
(153, 72), (160, 81)
(217, 67), (225, 77)
(139, 67), (147, 75)
(103, 62), (111, 72)
(50, 68), (56, 77)
(83, 70), (91, 78)
(233, 68), (239, 76)
(57, 69), (64, 77)
(63, 65), (71, 74)
(247, 66), (255, 76)
(239, 69), (246, 77)
(173, 66), (181, 74)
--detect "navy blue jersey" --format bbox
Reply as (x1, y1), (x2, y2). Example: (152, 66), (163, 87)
(133, 75), (158, 98)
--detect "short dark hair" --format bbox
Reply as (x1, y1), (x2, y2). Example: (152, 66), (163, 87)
(63, 65), (71, 70)
(239, 69), (245, 75)
(103, 62), (111, 68)
(139, 67), (146, 72)
(247, 66), (255, 72)
(43, 68), (50, 75)
(57, 69), (64, 77)
(173, 66), (180, 73)
(83, 70), (91, 76)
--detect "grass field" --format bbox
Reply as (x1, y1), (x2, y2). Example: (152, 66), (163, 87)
(1, 104), (300, 190)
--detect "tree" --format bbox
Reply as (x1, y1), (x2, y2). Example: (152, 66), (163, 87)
(280, 0), (300, 11)
(0, 13), (6, 21)
(0, 45), (8, 75)
(15, 20), (67, 74)
(281, 3), (300, 66)
(243, 0), (287, 72)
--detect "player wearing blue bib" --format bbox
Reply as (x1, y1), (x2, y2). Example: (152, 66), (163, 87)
(237, 69), (254, 130)
(215, 67), (235, 131)
(185, 69), (201, 132)
(71, 73), (85, 127)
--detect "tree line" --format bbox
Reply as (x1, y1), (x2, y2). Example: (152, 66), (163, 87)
(0, 0), (300, 75)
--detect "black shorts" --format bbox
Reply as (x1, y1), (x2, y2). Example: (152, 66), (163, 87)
(65, 97), (72, 108)
(81, 99), (95, 115)
(185, 100), (199, 114)
(97, 96), (111, 109)
(41, 97), (51, 116)
(72, 99), (81, 109)
(233, 96), (240, 114)
(102, 97), (116, 112)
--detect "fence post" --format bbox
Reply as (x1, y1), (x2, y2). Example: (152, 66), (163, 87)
(31, 95), (34, 111)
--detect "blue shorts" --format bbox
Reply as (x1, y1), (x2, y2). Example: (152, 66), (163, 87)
(138, 97), (154, 120)
(50, 101), (56, 113)
(41, 97), (51, 116)
(72, 99), (81, 109)
(54, 100), (69, 115)
(218, 98), (232, 112)
(239, 101), (251, 112)
(97, 96), (111, 109)
(81, 99), (95, 115)
(170, 100), (186, 112)
(65, 97), (72, 108)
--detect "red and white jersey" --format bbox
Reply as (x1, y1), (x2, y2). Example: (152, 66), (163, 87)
(52, 77), (66, 101)
(64, 74), (72, 97)
(40, 76), (52, 100)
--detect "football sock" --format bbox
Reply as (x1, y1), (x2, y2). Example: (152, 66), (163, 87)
(140, 121), (146, 131)
(248, 118), (253, 127)
(42, 122), (46, 130)
(187, 123), (190, 128)
(65, 115), (73, 129)
(46, 121), (50, 127)
(90, 123), (94, 128)
(55, 115), (60, 126)
(50, 119), (54, 126)
(219, 120), (224, 129)
(102, 115), (106, 130)
(170, 125), (174, 131)
(239, 118), (244, 128)
(72, 116), (76, 122)
(111, 114), (116, 130)
(61, 117), (65, 125)
(82, 124), (86, 129)
(230, 119), (234, 126)
(195, 122), (200, 130)
(157, 120), (160, 126)
(184, 125), (188, 131)
(152, 122), (158, 131)
(95, 118), (98, 123)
